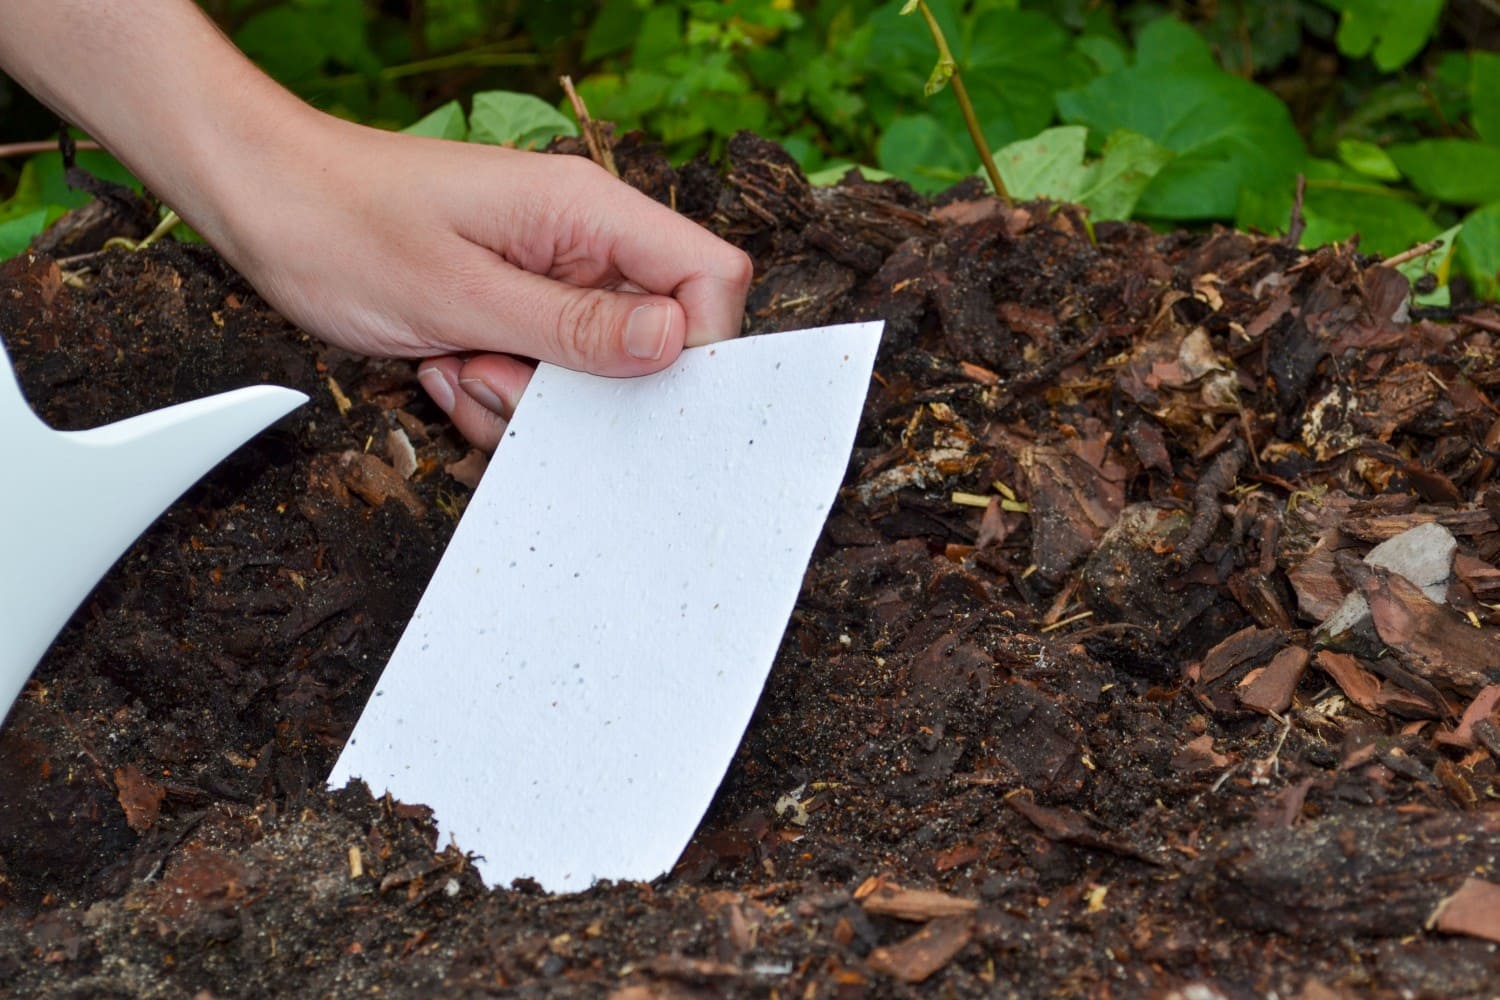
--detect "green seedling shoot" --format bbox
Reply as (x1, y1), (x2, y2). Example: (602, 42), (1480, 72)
(899, 0), (1008, 199)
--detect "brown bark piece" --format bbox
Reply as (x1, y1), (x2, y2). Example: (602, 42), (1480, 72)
(113, 764), (165, 834)
(1017, 433), (1127, 585)
(1239, 646), (1311, 715)
(861, 886), (978, 921)
(1314, 651), (1381, 713)
(444, 449), (489, 489)
(1209, 812), (1500, 938)
(1340, 509), (1496, 543)
(338, 451), (427, 517)
(1284, 542), (1344, 620)
(1201, 626), (1286, 683)
(866, 916), (973, 984)
(1173, 733), (1230, 772)
(1454, 553), (1500, 601)
(1430, 878), (1500, 943)
(1351, 562), (1500, 695)
(1005, 789), (1162, 864)
(1435, 685), (1500, 749)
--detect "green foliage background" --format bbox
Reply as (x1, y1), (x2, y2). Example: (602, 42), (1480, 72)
(3, 0), (1500, 299)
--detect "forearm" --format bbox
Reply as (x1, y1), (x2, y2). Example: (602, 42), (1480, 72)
(0, 0), (315, 249)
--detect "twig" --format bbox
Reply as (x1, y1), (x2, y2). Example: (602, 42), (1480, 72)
(1040, 610), (1094, 633)
(1460, 313), (1500, 335)
(1383, 238), (1445, 269)
(0, 139), (101, 159)
(1285, 174), (1306, 247)
(560, 74), (617, 178)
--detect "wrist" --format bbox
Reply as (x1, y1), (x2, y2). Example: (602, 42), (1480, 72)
(174, 92), (332, 267)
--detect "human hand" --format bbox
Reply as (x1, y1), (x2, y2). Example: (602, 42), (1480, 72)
(212, 114), (752, 449)
(0, 0), (750, 449)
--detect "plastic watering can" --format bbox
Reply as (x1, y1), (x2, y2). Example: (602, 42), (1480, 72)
(0, 337), (306, 721)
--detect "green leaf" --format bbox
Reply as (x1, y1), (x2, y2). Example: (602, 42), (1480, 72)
(1235, 159), (1438, 258)
(1075, 34), (1128, 75)
(806, 164), (898, 187)
(420, 0), (488, 54)
(1057, 58), (1305, 219)
(995, 126), (1089, 200)
(631, 5), (682, 67)
(234, 0), (377, 83)
(1457, 202), (1500, 300)
(1388, 140), (1500, 206)
(1472, 52), (1500, 145)
(584, 0), (645, 61)
(876, 114), (974, 192)
(1316, 0), (1443, 72)
(402, 101), (467, 141)
(955, 10), (1092, 149)
(3, 151), (140, 214)
(0, 209), (48, 260)
(468, 91), (578, 150)
(1131, 17), (1218, 73)
(991, 126), (1172, 221)
(1393, 222), (1460, 308)
(1073, 129), (1176, 221)
(1336, 138), (1401, 181)
(923, 56), (956, 97)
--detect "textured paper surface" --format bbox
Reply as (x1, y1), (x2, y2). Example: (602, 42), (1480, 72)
(330, 322), (881, 890)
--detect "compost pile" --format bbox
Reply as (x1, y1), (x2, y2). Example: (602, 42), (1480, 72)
(2, 133), (1499, 998)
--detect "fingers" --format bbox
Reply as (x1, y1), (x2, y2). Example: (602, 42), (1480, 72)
(435, 243), (693, 377)
(586, 196), (753, 346)
(418, 353), (534, 452)
(454, 154), (753, 357)
(458, 352), (534, 420)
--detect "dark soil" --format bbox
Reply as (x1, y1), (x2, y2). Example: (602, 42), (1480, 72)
(2, 133), (1499, 998)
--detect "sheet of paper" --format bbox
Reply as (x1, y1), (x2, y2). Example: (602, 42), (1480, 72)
(330, 321), (882, 891)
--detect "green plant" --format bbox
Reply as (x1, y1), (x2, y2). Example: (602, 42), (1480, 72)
(5, 0), (1500, 301)
(0, 149), (140, 258)
(898, 0), (1006, 197)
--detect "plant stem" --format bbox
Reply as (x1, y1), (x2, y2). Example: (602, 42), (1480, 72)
(914, 1), (1008, 199)
(317, 44), (541, 89)
(0, 139), (102, 159)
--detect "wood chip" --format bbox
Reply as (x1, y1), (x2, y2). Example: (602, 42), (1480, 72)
(1315, 650), (1382, 713)
(1172, 733), (1229, 773)
(1352, 561), (1500, 695)
(1238, 645), (1310, 715)
(861, 885), (978, 921)
(445, 449), (489, 490)
(1454, 553), (1500, 600)
(866, 915), (972, 984)
(113, 764), (165, 834)
(1429, 877), (1500, 942)
(339, 450), (426, 517)
(1201, 626), (1286, 683)
(327, 375), (353, 416)
(1435, 684), (1500, 749)
(386, 428), (418, 480)
(394, 408), (430, 443)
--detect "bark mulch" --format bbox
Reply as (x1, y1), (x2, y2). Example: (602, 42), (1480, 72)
(1, 132), (1498, 998)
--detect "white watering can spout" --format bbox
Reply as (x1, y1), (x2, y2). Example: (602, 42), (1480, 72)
(0, 338), (307, 722)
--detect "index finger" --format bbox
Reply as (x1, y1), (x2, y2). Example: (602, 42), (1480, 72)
(573, 168), (754, 345)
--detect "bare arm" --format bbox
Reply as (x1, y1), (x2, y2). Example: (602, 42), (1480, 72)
(0, 1), (752, 448)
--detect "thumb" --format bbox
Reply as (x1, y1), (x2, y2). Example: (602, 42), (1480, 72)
(457, 261), (688, 376)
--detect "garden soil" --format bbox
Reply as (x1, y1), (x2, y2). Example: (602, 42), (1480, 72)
(1, 133), (1499, 998)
